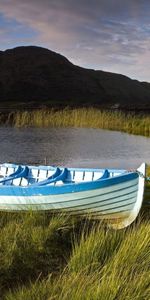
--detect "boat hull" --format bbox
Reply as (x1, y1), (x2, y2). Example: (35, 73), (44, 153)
(0, 163), (145, 229)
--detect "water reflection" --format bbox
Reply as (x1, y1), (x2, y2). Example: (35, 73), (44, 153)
(0, 127), (149, 169)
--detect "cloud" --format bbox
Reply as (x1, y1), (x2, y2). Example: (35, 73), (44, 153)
(0, 0), (149, 81)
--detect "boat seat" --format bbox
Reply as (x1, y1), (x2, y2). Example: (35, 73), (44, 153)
(32, 167), (62, 186)
(0, 165), (22, 184)
(0, 166), (29, 185)
(33, 168), (69, 186)
(97, 169), (110, 180)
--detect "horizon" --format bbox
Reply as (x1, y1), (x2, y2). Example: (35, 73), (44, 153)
(0, 0), (150, 82)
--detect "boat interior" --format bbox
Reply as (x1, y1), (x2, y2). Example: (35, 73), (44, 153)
(0, 163), (125, 187)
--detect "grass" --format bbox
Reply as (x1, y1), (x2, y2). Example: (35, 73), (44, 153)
(0, 209), (149, 300)
(0, 109), (149, 299)
(0, 168), (150, 298)
(3, 107), (150, 137)
(143, 165), (150, 209)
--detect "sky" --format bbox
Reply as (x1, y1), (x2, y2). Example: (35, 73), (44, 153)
(0, 0), (150, 82)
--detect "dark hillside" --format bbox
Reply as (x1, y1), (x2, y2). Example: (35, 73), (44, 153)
(0, 46), (150, 111)
(141, 81), (150, 91)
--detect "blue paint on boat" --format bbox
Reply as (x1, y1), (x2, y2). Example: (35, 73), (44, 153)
(33, 167), (61, 186)
(0, 166), (29, 184)
(0, 162), (146, 229)
(0, 172), (138, 196)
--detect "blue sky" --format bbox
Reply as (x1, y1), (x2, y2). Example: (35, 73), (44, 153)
(0, 0), (150, 82)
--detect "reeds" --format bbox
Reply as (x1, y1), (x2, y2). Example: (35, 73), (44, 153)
(0, 211), (149, 300)
(5, 108), (150, 137)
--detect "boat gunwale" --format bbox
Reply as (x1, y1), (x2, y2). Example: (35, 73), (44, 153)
(0, 172), (139, 196)
(0, 163), (126, 173)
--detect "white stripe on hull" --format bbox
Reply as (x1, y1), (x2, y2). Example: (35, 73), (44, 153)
(0, 178), (138, 221)
(0, 178), (138, 205)
(0, 194), (136, 212)
(0, 163), (145, 229)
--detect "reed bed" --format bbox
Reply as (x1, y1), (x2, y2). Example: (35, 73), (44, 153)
(0, 210), (149, 300)
(7, 108), (150, 137)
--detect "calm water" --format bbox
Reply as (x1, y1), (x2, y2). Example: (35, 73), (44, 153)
(0, 127), (149, 169)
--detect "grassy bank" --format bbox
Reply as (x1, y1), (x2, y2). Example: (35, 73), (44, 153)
(0, 109), (149, 299)
(2, 108), (150, 137)
(144, 165), (150, 209)
(0, 211), (149, 300)
(0, 168), (150, 299)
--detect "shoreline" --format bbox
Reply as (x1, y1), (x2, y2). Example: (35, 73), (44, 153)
(0, 107), (149, 137)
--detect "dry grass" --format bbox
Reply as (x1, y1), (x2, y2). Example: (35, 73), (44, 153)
(6, 108), (150, 137)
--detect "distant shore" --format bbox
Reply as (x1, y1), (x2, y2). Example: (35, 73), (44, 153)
(0, 107), (149, 137)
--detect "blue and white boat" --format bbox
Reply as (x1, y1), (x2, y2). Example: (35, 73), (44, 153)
(0, 162), (146, 229)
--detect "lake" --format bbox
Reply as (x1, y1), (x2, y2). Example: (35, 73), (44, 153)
(0, 127), (150, 169)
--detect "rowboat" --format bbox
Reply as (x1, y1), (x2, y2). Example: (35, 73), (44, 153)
(0, 162), (146, 229)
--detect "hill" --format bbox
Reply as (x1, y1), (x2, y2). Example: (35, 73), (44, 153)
(0, 46), (150, 111)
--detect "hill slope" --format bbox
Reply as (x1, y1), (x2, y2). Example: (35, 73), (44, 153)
(0, 46), (150, 111)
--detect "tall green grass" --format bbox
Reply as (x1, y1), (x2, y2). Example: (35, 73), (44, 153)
(0, 211), (149, 300)
(0, 109), (150, 298)
(144, 165), (150, 209)
(5, 108), (150, 137)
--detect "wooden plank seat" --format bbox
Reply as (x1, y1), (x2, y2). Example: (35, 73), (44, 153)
(31, 167), (64, 186)
(0, 166), (29, 185)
